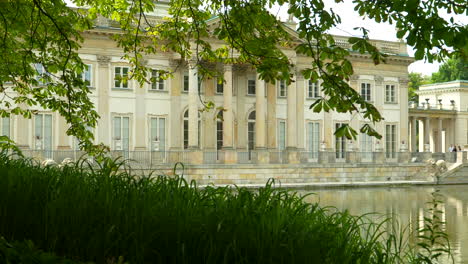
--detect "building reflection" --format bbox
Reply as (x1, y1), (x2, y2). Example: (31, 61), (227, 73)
(298, 186), (468, 264)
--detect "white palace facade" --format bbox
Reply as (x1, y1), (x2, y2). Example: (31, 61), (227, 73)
(1, 9), (422, 165)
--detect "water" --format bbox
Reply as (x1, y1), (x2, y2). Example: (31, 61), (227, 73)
(297, 185), (468, 264)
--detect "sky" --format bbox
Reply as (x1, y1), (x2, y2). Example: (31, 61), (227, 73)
(270, 1), (467, 76)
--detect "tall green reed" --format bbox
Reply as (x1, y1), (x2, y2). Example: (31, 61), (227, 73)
(0, 152), (452, 263)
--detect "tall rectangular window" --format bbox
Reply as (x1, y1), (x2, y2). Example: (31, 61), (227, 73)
(113, 116), (130, 152)
(114, 67), (129, 89)
(385, 84), (396, 103)
(360, 131), (373, 160)
(216, 78), (224, 94)
(386, 124), (397, 158)
(335, 123), (347, 159)
(150, 117), (166, 151)
(307, 80), (320, 98)
(247, 79), (256, 95)
(80, 64), (92, 87)
(183, 73), (189, 92)
(278, 120), (286, 151)
(151, 69), (165, 90)
(361, 83), (371, 101)
(278, 80), (287, 97)
(307, 122), (320, 159)
(0, 117), (10, 138)
(34, 63), (49, 85)
(34, 114), (52, 151)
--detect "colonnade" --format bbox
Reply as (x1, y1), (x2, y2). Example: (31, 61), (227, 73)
(409, 115), (457, 153)
(183, 62), (306, 152)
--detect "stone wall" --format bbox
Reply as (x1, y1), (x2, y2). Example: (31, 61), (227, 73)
(142, 163), (430, 186)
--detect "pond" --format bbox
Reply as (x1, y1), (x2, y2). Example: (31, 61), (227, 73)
(297, 185), (468, 264)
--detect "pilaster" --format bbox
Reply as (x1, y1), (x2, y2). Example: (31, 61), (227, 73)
(169, 60), (182, 150)
(97, 55), (111, 146)
(255, 73), (266, 149)
(188, 60), (199, 149)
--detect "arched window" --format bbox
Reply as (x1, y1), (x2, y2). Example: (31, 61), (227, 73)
(216, 111), (223, 150)
(183, 110), (201, 149)
(247, 111), (256, 152)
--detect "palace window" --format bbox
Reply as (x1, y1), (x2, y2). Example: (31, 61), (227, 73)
(113, 116), (130, 154)
(34, 63), (49, 85)
(247, 78), (256, 95)
(278, 120), (286, 150)
(360, 130), (373, 160)
(216, 78), (224, 94)
(335, 123), (347, 159)
(216, 111), (223, 151)
(278, 80), (287, 97)
(385, 124), (397, 158)
(34, 114), (53, 158)
(0, 117), (10, 138)
(150, 69), (165, 91)
(79, 64), (92, 87)
(307, 80), (320, 98)
(183, 73), (189, 92)
(361, 83), (371, 101)
(306, 122), (320, 159)
(114, 67), (129, 89)
(247, 111), (256, 160)
(385, 84), (396, 103)
(150, 117), (166, 151)
(183, 110), (201, 149)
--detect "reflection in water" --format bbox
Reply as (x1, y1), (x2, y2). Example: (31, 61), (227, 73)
(296, 186), (468, 264)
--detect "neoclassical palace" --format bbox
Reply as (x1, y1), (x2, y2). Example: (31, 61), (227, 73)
(1, 6), (428, 164)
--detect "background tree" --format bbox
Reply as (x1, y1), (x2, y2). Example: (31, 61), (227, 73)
(431, 57), (468, 83)
(408, 72), (430, 103)
(0, 0), (466, 151)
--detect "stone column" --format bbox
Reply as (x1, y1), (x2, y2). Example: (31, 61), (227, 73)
(255, 73), (268, 163)
(418, 119), (425, 152)
(296, 74), (305, 150)
(97, 55), (111, 146)
(188, 60), (199, 149)
(399, 77), (409, 149)
(437, 118), (443, 152)
(134, 62), (147, 151)
(424, 117), (431, 152)
(255, 73), (266, 149)
(236, 68), (247, 150)
(222, 64), (234, 149)
(452, 118), (457, 146)
(410, 117), (417, 152)
(203, 78), (216, 150)
(266, 82), (277, 149)
(169, 60), (182, 150)
(57, 115), (71, 149)
(287, 76), (297, 150)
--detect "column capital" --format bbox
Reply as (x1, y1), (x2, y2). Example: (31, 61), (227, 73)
(399, 77), (410, 86)
(169, 59), (182, 69)
(374, 75), (384, 84)
(97, 55), (111, 66)
(296, 72), (305, 81)
(187, 58), (198, 69)
(223, 64), (233, 72)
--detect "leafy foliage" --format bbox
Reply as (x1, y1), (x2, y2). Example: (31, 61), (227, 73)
(431, 57), (468, 83)
(408, 72), (430, 102)
(0, 0), (466, 145)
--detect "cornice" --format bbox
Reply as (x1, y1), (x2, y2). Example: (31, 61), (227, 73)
(416, 88), (467, 95)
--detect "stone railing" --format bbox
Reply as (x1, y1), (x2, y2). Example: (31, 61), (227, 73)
(20, 150), (460, 168)
(409, 101), (457, 111)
